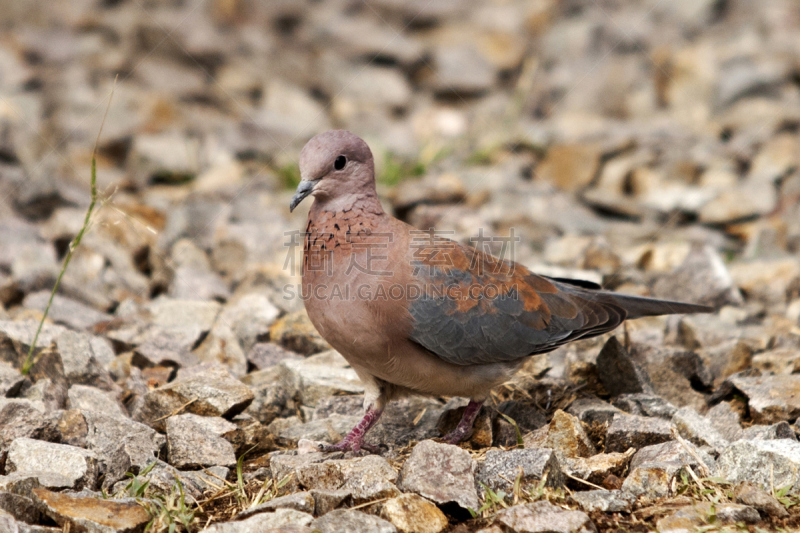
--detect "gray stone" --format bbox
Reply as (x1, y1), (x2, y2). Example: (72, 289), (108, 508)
(310, 488), (351, 516)
(706, 402), (743, 442)
(566, 398), (623, 426)
(58, 409), (164, 485)
(0, 362), (26, 397)
(242, 365), (296, 425)
(6, 438), (99, 490)
(561, 451), (634, 486)
(718, 439), (800, 493)
(54, 330), (116, 389)
(235, 491), (315, 519)
(495, 501), (597, 533)
(67, 385), (126, 417)
(672, 407), (728, 452)
(724, 374), (800, 424)
(133, 363), (253, 431)
(429, 45), (494, 96)
(595, 337), (652, 396)
(169, 266), (230, 302)
(294, 455), (399, 503)
(398, 440), (479, 511)
(0, 472), (72, 494)
(630, 440), (715, 472)
(280, 351), (364, 408)
(0, 399), (60, 450)
(246, 342), (302, 371)
(742, 422), (796, 441)
(612, 393), (678, 419)
(0, 513), (59, 533)
(621, 461), (686, 499)
(312, 509), (397, 533)
(570, 490), (636, 513)
(166, 413), (237, 468)
(733, 481), (789, 519)
(605, 414), (674, 453)
(0, 491), (40, 524)
(475, 448), (564, 495)
(22, 291), (112, 331)
(204, 508), (314, 532)
(652, 245), (743, 308)
(278, 414), (362, 444)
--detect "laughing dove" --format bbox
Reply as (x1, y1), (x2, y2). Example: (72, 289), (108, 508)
(290, 130), (713, 452)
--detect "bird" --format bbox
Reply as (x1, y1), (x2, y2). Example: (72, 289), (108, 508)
(290, 130), (713, 453)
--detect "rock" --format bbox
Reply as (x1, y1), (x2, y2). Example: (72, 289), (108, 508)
(6, 439), (100, 490)
(381, 493), (449, 533)
(241, 365), (295, 425)
(67, 385), (126, 417)
(310, 488), (351, 516)
(58, 409), (164, 486)
(743, 422), (796, 441)
(168, 265), (230, 302)
(605, 414), (673, 453)
(729, 257), (800, 306)
(204, 508), (314, 532)
(0, 491), (40, 524)
(133, 363), (253, 431)
(277, 414), (362, 444)
(398, 440), (479, 511)
(475, 448), (564, 495)
(32, 488), (149, 533)
(0, 399), (60, 450)
(612, 393), (677, 419)
(269, 311), (331, 355)
(54, 330), (116, 389)
(621, 461), (686, 499)
(630, 439), (715, 472)
(570, 490), (636, 513)
(595, 337), (651, 396)
(561, 451), (634, 486)
(495, 501), (597, 533)
(717, 439), (800, 493)
(706, 402), (743, 442)
(428, 45), (494, 96)
(0, 471), (73, 493)
(0, 362), (26, 397)
(280, 350), (364, 408)
(658, 501), (760, 532)
(312, 509), (397, 533)
(567, 398), (623, 426)
(699, 182), (778, 225)
(129, 132), (200, 187)
(723, 373), (800, 424)
(653, 245), (743, 308)
(22, 291), (112, 331)
(536, 143), (603, 192)
(246, 343), (302, 371)
(166, 413), (237, 468)
(733, 481), (789, 519)
(295, 455), (399, 503)
(672, 407), (728, 452)
(235, 492), (315, 519)
(544, 410), (596, 461)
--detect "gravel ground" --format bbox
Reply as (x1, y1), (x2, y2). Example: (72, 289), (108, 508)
(1, 0), (800, 532)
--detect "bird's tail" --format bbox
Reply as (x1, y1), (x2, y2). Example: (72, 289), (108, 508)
(596, 292), (714, 319)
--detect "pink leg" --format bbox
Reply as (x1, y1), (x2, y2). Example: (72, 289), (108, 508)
(321, 407), (383, 453)
(443, 400), (484, 444)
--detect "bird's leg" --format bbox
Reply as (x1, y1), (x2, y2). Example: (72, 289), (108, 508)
(443, 400), (484, 444)
(320, 407), (383, 453)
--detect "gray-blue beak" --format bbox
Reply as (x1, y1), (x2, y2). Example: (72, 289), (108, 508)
(289, 180), (319, 212)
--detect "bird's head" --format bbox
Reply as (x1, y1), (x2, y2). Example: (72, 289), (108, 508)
(290, 130), (376, 212)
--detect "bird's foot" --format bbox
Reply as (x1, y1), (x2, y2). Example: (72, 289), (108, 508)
(317, 407), (383, 454)
(441, 399), (484, 445)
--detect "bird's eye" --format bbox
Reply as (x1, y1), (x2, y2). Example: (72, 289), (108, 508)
(334, 155), (347, 171)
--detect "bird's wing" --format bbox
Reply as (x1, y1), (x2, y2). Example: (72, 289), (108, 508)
(407, 242), (628, 366)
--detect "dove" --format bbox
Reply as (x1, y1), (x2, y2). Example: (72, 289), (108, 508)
(290, 130), (713, 452)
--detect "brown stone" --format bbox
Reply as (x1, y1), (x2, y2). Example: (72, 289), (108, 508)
(33, 488), (149, 533)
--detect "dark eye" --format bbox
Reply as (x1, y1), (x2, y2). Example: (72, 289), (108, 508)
(334, 155), (347, 171)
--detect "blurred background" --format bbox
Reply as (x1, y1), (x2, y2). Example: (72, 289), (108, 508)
(0, 0), (799, 385)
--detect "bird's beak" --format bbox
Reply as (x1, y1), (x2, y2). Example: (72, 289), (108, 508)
(289, 179), (319, 212)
